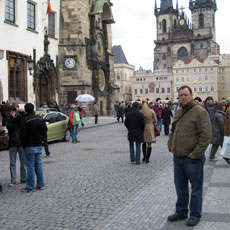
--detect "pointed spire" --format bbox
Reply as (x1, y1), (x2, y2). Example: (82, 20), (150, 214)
(176, 0), (178, 11)
(160, 0), (173, 11)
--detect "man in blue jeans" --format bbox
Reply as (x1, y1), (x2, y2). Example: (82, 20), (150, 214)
(168, 86), (211, 226)
(20, 103), (46, 192)
(124, 102), (145, 165)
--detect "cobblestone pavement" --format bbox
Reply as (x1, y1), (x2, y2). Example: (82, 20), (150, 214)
(0, 119), (229, 230)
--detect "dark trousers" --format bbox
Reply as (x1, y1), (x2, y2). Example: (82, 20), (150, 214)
(43, 137), (51, 156)
(173, 155), (205, 220)
(95, 115), (98, 124)
(209, 144), (219, 159)
(117, 115), (124, 123)
(164, 124), (169, 135)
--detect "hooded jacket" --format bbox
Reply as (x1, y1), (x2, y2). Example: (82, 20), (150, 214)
(168, 100), (212, 159)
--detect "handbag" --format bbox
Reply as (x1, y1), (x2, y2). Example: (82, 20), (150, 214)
(220, 136), (230, 158)
(154, 125), (160, 137)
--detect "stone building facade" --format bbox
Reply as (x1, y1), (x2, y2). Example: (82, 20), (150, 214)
(58, 0), (116, 115)
(153, 0), (219, 101)
(112, 45), (134, 102)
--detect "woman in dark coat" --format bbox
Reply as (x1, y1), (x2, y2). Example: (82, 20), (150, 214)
(161, 103), (173, 135)
(209, 103), (226, 161)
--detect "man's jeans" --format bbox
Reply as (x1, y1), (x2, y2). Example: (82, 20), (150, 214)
(24, 146), (45, 190)
(173, 155), (205, 220)
(72, 125), (79, 142)
(129, 142), (141, 164)
(9, 146), (26, 183)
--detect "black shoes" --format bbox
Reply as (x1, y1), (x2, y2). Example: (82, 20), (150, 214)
(186, 218), (200, 226)
(168, 213), (187, 221)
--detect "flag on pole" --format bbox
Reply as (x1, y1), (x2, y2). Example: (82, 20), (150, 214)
(47, 0), (51, 14)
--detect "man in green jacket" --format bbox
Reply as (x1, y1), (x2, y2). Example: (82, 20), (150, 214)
(167, 85), (211, 227)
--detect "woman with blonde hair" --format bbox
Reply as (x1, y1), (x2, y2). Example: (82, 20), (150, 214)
(142, 102), (157, 163)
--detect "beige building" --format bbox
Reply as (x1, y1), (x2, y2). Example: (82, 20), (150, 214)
(112, 45), (134, 102)
(132, 67), (155, 101)
(172, 55), (230, 102)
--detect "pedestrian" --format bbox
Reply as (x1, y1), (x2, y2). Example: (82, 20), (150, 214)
(69, 104), (85, 143)
(124, 102), (145, 165)
(117, 102), (124, 123)
(5, 106), (27, 187)
(93, 102), (100, 124)
(155, 104), (163, 131)
(38, 114), (51, 158)
(141, 102), (157, 163)
(114, 101), (119, 118)
(20, 103), (46, 192)
(53, 101), (60, 112)
(124, 102), (132, 116)
(65, 104), (71, 116)
(209, 103), (226, 161)
(168, 85), (211, 227)
(223, 104), (230, 164)
(1, 101), (11, 126)
(162, 103), (173, 135)
(205, 96), (216, 122)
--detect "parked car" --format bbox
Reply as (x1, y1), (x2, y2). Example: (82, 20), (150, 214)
(37, 110), (71, 142)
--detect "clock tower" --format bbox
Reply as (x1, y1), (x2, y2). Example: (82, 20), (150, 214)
(58, 0), (115, 115)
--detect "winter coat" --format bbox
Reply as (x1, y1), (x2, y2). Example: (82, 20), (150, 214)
(93, 104), (99, 116)
(224, 106), (230, 136)
(211, 110), (225, 146)
(205, 104), (216, 122)
(162, 108), (173, 125)
(143, 110), (157, 143)
(124, 108), (145, 143)
(5, 114), (22, 147)
(168, 100), (212, 159)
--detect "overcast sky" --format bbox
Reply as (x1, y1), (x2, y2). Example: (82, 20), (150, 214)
(112, 0), (230, 71)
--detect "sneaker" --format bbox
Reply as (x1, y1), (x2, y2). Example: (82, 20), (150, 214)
(35, 186), (46, 190)
(168, 213), (187, 221)
(22, 188), (35, 193)
(209, 157), (218, 161)
(186, 218), (200, 226)
(8, 182), (17, 187)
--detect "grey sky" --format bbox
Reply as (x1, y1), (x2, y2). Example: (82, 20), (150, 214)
(112, 0), (230, 71)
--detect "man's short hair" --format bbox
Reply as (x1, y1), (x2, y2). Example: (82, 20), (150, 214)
(24, 103), (34, 113)
(132, 102), (139, 109)
(178, 85), (192, 94)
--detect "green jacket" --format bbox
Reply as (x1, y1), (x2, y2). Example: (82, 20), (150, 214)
(168, 100), (211, 159)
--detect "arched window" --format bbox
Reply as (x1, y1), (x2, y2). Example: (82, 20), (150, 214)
(199, 13), (204, 27)
(177, 47), (188, 61)
(162, 19), (167, 32)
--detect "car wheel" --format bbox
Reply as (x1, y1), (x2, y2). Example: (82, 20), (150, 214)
(63, 129), (71, 142)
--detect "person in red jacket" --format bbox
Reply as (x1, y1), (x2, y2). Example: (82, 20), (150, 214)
(69, 105), (85, 143)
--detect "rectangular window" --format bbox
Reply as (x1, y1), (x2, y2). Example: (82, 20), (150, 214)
(222, 85), (225, 92)
(167, 87), (170, 93)
(181, 69), (184, 74)
(205, 85), (209, 92)
(211, 85), (214, 92)
(210, 75), (214, 82)
(193, 76), (197, 82)
(205, 68), (208, 72)
(199, 85), (202, 92)
(145, 88), (148, 94)
(27, 2), (35, 30)
(205, 75), (208, 81)
(186, 76), (190, 82)
(140, 89), (143, 94)
(176, 69), (179, 74)
(210, 67), (214, 72)
(199, 75), (202, 82)
(176, 77), (179, 82)
(176, 87), (179, 93)
(222, 75), (225, 82)
(134, 89), (137, 94)
(48, 12), (55, 36)
(222, 68), (225, 72)
(156, 88), (159, 94)
(5, 0), (15, 23)
(161, 88), (165, 93)
(187, 69), (190, 73)
(194, 86), (197, 92)
(181, 77), (184, 82)
(199, 68), (202, 72)
(193, 68), (196, 73)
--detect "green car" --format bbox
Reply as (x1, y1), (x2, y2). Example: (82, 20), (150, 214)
(37, 110), (71, 142)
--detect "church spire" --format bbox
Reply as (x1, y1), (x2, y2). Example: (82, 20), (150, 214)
(160, 0), (173, 11)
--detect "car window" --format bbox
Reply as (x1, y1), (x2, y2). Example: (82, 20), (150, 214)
(44, 113), (57, 124)
(56, 113), (63, 122)
(60, 114), (67, 121)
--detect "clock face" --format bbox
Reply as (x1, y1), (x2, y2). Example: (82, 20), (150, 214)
(179, 19), (185, 26)
(64, 58), (76, 69)
(96, 34), (104, 60)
